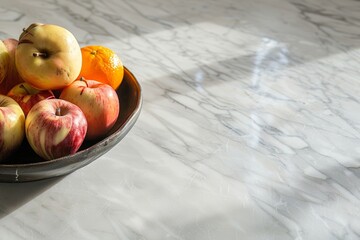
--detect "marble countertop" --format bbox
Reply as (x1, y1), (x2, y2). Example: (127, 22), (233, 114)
(1, 0), (360, 239)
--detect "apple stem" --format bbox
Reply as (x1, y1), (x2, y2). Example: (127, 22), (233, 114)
(56, 107), (61, 116)
(79, 77), (88, 95)
(79, 77), (89, 87)
(33, 52), (47, 57)
(19, 84), (30, 95)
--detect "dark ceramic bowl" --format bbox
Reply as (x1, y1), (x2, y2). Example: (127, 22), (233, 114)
(0, 67), (142, 182)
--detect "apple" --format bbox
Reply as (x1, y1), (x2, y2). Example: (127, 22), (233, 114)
(60, 78), (120, 140)
(0, 40), (10, 84)
(25, 99), (87, 160)
(0, 38), (24, 95)
(7, 82), (55, 116)
(15, 23), (82, 90)
(0, 94), (25, 162)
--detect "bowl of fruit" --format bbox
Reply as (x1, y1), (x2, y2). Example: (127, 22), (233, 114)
(0, 23), (142, 182)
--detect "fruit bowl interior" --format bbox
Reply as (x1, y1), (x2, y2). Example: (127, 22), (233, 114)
(0, 67), (142, 182)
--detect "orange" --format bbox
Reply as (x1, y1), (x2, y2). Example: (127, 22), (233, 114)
(78, 45), (124, 90)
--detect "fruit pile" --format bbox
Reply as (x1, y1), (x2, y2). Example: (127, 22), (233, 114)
(0, 23), (124, 162)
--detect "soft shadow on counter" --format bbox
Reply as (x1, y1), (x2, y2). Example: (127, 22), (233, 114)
(0, 176), (64, 220)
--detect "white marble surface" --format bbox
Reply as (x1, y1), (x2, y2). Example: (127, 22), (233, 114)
(1, 0), (360, 239)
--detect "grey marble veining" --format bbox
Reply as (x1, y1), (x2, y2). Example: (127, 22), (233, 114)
(1, 0), (360, 239)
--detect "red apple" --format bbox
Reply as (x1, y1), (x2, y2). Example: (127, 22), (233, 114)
(0, 94), (25, 162)
(0, 38), (24, 95)
(25, 99), (87, 160)
(7, 82), (55, 116)
(60, 79), (120, 140)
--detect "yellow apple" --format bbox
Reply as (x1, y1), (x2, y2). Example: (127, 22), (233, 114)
(0, 40), (10, 85)
(0, 38), (24, 95)
(15, 23), (82, 90)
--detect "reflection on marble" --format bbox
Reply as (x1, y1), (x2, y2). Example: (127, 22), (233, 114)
(1, 0), (360, 239)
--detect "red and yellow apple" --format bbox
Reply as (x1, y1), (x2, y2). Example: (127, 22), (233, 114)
(25, 99), (87, 160)
(7, 82), (55, 116)
(60, 79), (120, 140)
(0, 38), (24, 95)
(0, 94), (25, 162)
(15, 23), (82, 90)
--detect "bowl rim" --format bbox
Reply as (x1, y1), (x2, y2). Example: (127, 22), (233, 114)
(0, 66), (142, 170)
